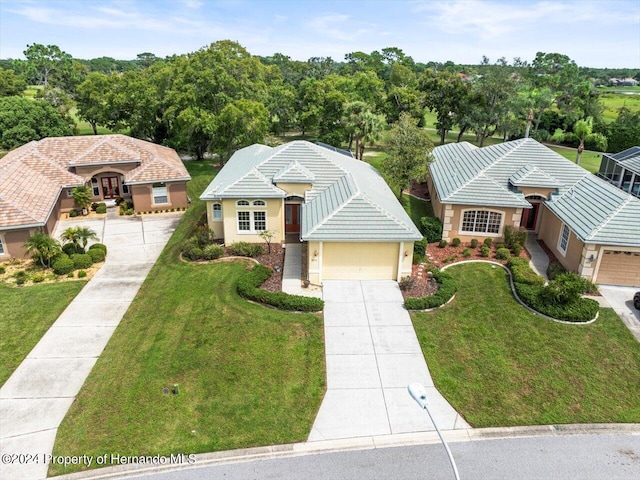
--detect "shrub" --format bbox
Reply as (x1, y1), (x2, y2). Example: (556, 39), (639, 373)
(91, 202), (99, 212)
(438, 240), (447, 248)
(202, 244), (225, 260)
(480, 245), (490, 257)
(483, 238), (493, 248)
(125, 208), (134, 215)
(443, 255), (457, 263)
(71, 253), (93, 270)
(495, 248), (511, 260)
(89, 243), (107, 255)
(229, 242), (263, 258)
(405, 270), (458, 310)
(87, 248), (106, 263)
(507, 257), (598, 322)
(193, 225), (216, 245)
(470, 239), (478, 249)
(67, 272), (75, 278)
(413, 239), (427, 256)
(503, 225), (527, 251)
(32, 273), (45, 283)
(399, 276), (415, 291)
(53, 257), (75, 275)
(115, 196), (125, 206)
(495, 242), (505, 250)
(182, 245), (204, 261)
(69, 209), (79, 218)
(14, 270), (27, 285)
(77, 270), (87, 278)
(237, 264), (324, 312)
(420, 217), (443, 243)
(463, 248), (471, 258)
(451, 237), (461, 247)
(96, 204), (107, 214)
(62, 243), (81, 256)
(0, 266), (5, 274)
(511, 244), (522, 256)
(547, 262), (567, 281)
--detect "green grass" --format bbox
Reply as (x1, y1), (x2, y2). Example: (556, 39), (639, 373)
(68, 107), (119, 136)
(0, 281), (86, 386)
(546, 145), (602, 173)
(50, 160), (325, 476)
(412, 263), (640, 427)
(600, 91), (640, 123)
(401, 193), (433, 226)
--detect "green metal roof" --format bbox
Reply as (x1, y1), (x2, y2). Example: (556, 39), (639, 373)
(509, 164), (563, 188)
(200, 141), (421, 242)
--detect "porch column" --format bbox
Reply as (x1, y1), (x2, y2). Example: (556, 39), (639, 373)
(318, 241), (323, 284)
(397, 241), (404, 282)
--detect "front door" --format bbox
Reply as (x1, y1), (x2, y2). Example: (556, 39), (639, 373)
(520, 202), (540, 231)
(101, 176), (120, 199)
(285, 204), (300, 233)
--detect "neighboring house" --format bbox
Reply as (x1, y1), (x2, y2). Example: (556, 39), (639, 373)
(610, 77), (639, 87)
(0, 134), (191, 259)
(427, 138), (640, 287)
(200, 140), (421, 284)
(597, 146), (640, 198)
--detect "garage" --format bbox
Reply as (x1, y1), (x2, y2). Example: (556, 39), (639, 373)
(322, 242), (400, 280)
(596, 250), (640, 287)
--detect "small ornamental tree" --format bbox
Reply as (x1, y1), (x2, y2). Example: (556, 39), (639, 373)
(258, 229), (277, 253)
(23, 232), (62, 267)
(71, 185), (93, 214)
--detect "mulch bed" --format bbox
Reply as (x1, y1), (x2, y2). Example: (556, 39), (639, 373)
(426, 241), (530, 269)
(253, 244), (284, 292)
(407, 181), (430, 200)
(401, 263), (439, 300)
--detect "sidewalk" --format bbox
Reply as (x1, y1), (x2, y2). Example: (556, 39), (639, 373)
(525, 234), (550, 281)
(281, 242), (322, 298)
(0, 214), (182, 480)
(309, 280), (469, 441)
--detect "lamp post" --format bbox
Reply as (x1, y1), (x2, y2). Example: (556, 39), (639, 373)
(408, 383), (461, 480)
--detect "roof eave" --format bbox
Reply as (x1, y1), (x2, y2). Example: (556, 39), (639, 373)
(125, 176), (192, 185)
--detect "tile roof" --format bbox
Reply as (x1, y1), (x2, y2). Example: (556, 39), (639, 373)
(0, 135), (190, 229)
(431, 138), (640, 248)
(607, 146), (640, 176)
(200, 140), (422, 242)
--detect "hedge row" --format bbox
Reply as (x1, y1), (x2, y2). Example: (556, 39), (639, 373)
(507, 258), (598, 323)
(405, 270), (458, 310)
(237, 264), (324, 312)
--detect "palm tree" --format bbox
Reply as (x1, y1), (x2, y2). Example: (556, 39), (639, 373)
(23, 232), (62, 268)
(61, 226), (98, 253)
(71, 185), (93, 214)
(573, 117), (593, 165)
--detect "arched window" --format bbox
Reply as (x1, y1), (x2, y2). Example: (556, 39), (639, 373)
(461, 210), (502, 234)
(237, 200), (249, 206)
(212, 203), (222, 220)
(253, 200), (265, 206)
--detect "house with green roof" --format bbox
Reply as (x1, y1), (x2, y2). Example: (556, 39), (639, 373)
(200, 140), (422, 284)
(427, 138), (640, 287)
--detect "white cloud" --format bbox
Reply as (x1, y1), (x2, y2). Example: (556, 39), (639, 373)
(180, 0), (204, 8)
(308, 13), (364, 41)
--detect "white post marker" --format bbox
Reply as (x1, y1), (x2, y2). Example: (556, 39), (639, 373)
(407, 383), (461, 480)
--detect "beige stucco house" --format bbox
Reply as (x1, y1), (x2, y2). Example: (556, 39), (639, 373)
(0, 134), (190, 259)
(427, 138), (640, 287)
(200, 140), (422, 284)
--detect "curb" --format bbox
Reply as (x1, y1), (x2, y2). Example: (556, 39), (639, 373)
(53, 423), (640, 480)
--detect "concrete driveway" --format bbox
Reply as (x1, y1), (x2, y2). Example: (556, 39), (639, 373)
(308, 280), (469, 442)
(598, 285), (640, 342)
(0, 213), (183, 480)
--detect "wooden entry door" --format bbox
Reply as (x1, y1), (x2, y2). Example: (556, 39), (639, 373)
(520, 202), (540, 231)
(101, 176), (119, 199)
(285, 204), (300, 233)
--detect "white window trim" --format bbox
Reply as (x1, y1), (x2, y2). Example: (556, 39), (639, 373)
(152, 184), (169, 205)
(0, 234), (6, 256)
(459, 209), (504, 237)
(235, 199), (267, 233)
(212, 203), (223, 221)
(558, 224), (570, 256)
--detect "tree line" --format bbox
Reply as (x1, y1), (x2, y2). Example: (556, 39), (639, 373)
(0, 42), (638, 157)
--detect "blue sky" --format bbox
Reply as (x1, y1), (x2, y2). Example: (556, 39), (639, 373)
(1, 0), (639, 68)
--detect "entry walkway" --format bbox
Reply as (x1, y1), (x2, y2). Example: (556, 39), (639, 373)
(309, 280), (469, 441)
(525, 234), (550, 281)
(282, 242), (322, 298)
(0, 213), (182, 480)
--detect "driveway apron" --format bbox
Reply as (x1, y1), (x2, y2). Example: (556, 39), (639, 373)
(0, 213), (182, 480)
(309, 280), (469, 441)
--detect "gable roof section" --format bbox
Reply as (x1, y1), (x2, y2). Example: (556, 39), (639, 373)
(607, 146), (640, 176)
(509, 164), (563, 188)
(201, 140), (422, 242)
(0, 135), (190, 229)
(545, 175), (640, 247)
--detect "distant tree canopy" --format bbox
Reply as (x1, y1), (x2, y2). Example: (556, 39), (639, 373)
(2, 41), (638, 155)
(0, 96), (74, 149)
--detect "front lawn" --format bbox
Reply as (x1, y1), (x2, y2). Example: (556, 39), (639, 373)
(0, 281), (86, 386)
(400, 193), (433, 227)
(50, 160), (326, 476)
(412, 263), (640, 427)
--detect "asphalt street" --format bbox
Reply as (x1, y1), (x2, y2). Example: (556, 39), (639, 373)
(128, 434), (640, 480)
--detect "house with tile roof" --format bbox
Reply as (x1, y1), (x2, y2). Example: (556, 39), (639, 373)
(0, 134), (191, 259)
(427, 138), (640, 287)
(200, 140), (422, 284)
(597, 146), (640, 198)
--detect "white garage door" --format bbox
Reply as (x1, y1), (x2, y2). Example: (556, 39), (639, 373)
(323, 242), (399, 280)
(597, 250), (640, 287)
